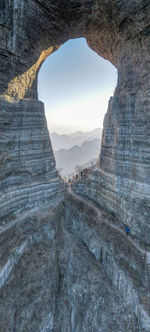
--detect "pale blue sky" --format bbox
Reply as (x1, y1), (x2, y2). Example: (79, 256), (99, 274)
(38, 38), (117, 134)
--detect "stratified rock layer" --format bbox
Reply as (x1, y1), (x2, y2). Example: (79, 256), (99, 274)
(0, 0), (150, 234)
(73, 93), (150, 244)
(0, 0), (150, 331)
(0, 98), (64, 219)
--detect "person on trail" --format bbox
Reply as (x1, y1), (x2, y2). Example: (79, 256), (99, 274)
(125, 226), (130, 236)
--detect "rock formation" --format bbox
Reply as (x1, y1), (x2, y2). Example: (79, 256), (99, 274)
(0, 0), (150, 331)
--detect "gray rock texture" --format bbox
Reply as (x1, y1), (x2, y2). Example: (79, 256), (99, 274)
(0, 0), (150, 331)
(0, 192), (150, 331)
(73, 94), (150, 245)
(0, 0), (150, 232)
(0, 98), (65, 219)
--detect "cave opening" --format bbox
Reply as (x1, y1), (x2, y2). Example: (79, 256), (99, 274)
(38, 38), (117, 180)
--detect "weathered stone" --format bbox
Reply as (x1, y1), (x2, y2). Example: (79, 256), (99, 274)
(0, 98), (65, 219)
(73, 93), (150, 244)
(0, 0), (150, 231)
(0, 193), (150, 331)
(0, 0), (150, 331)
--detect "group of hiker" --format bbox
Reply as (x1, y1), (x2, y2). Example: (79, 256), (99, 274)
(68, 167), (91, 185)
(77, 167), (90, 179)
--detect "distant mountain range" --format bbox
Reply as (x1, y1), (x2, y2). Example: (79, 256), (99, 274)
(55, 138), (101, 177)
(50, 128), (102, 178)
(50, 128), (102, 151)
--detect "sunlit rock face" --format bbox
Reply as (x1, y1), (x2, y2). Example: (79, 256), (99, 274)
(0, 0), (150, 331)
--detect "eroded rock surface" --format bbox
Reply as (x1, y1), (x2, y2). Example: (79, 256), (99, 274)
(0, 0), (150, 331)
(0, 0), (150, 231)
(0, 193), (150, 331)
(73, 93), (150, 244)
(0, 98), (65, 219)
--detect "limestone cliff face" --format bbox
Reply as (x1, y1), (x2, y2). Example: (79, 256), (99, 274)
(0, 1), (150, 331)
(0, 98), (64, 219)
(73, 93), (150, 244)
(0, 0), (150, 228)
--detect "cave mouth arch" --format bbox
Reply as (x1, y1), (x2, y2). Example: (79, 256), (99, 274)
(0, 2), (150, 330)
(0, 0), (149, 242)
(37, 37), (117, 178)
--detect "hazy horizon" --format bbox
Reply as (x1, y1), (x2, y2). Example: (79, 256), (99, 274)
(50, 126), (101, 135)
(38, 38), (117, 135)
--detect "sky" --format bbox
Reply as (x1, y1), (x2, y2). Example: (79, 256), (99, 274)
(38, 38), (117, 134)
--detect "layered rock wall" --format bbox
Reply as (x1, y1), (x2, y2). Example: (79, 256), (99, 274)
(73, 92), (150, 243)
(0, 1), (150, 331)
(0, 98), (64, 219)
(0, 0), (150, 228)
